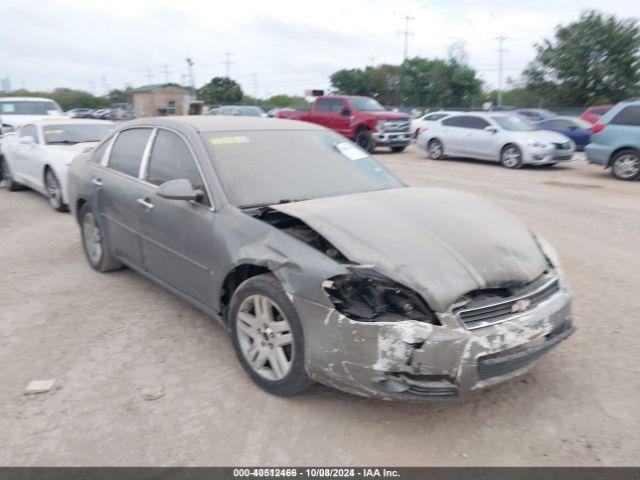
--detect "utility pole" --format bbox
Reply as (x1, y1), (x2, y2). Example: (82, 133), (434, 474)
(100, 75), (109, 95)
(222, 51), (234, 78)
(1, 77), (11, 93)
(252, 72), (258, 100)
(146, 68), (154, 84)
(397, 14), (414, 61)
(496, 36), (508, 107)
(160, 64), (171, 83)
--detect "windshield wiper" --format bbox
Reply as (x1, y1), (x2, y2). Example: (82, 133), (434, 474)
(47, 140), (79, 145)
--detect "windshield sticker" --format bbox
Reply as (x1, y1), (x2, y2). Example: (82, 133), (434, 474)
(210, 136), (250, 145)
(1, 104), (16, 113)
(335, 142), (369, 161)
(44, 130), (65, 135)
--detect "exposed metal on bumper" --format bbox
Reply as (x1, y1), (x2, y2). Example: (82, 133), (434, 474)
(372, 131), (412, 146)
(292, 290), (573, 400)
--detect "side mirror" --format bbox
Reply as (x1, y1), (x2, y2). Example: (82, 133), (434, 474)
(484, 126), (498, 134)
(19, 135), (35, 144)
(340, 107), (351, 116)
(156, 178), (202, 201)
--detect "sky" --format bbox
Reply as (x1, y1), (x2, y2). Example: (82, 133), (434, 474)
(1, 0), (639, 99)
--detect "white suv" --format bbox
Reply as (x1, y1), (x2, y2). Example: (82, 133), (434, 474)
(0, 97), (64, 133)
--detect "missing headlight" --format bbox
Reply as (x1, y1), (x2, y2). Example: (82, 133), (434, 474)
(323, 268), (439, 324)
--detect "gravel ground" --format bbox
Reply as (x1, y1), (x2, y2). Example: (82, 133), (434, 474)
(0, 147), (638, 466)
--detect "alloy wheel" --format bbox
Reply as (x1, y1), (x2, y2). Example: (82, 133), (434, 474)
(82, 212), (103, 265)
(613, 154), (640, 180)
(236, 294), (294, 381)
(45, 169), (62, 209)
(428, 140), (443, 159)
(502, 146), (521, 168)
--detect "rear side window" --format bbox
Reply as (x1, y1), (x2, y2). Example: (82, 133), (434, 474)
(442, 116), (466, 127)
(147, 130), (204, 189)
(108, 128), (151, 177)
(91, 137), (111, 163)
(610, 106), (640, 126)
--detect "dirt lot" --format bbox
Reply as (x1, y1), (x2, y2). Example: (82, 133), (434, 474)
(1, 147), (638, 466)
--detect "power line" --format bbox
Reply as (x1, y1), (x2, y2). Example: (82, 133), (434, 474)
(397, 14), (415, 61)
(145, 68), (154, 84)
(222, 51), (235, 78)
(495, 35), (508, 106)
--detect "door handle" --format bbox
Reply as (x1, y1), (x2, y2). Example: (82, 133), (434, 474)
(137, 198), (154, 210)
(91, 178), (103, 187)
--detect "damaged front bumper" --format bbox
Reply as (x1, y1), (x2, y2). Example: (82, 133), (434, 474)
(293, 289), (573, 400)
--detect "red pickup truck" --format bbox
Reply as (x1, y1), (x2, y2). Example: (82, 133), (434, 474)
(277, 95), (411, 152)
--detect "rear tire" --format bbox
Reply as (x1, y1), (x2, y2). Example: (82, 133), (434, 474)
(391, 146), (407, 153)
(79, 203), (123, 272)
(355, 129), (375, 153)
(229, 273), (312, 397)
(611, 149), (640, 181)
(1, 157), (24, 191)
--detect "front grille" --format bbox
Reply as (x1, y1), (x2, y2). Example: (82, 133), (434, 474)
(384, 120), (410, 132)
(477, 324), (574, 380)
(407, 386), (458, 398)
(458, 278), (560, 330)
(553, 141), (571, 150)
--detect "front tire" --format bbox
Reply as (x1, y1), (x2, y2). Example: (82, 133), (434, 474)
(611, 149), (640, 181)
(79, 203), (123, 272)
(44, 168), (67, 212)
(428, 138), (444, 160)
(355, 129), (375, 153)
(0, 157), (24, 191)
(229, 273), (312, 397)
(501, 144), (523, 169)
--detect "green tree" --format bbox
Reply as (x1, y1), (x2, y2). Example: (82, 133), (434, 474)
(4, 88), (108, 110)
(330, 59), (482, 107)
(108, 88), (132, 104)
(265, 94), (310, 109)
(198, 77), (243, 105)
(524, 10), (640, 106)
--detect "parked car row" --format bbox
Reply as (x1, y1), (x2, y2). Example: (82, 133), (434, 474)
(1, 114), (575, 400)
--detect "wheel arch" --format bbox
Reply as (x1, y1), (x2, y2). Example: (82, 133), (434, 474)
(220, 263), (272, 322)
(607, 146), (640, 168)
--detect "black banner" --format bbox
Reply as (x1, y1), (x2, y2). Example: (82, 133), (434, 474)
(0, 468), (639, 480)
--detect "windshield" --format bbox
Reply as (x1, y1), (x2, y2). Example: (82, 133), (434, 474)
(0, 100), (61, 115)
(43, 123), (114, 144)
(202, 130), (403, 207)
(492, 116), (535, 131)
(349, 97), (386, 112)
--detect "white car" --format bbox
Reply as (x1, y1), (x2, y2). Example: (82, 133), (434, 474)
(411, 110), (460, 138)
(0, 118), (114, 211)
(0, 97), (64, 133)
(417, 112), (576, 168)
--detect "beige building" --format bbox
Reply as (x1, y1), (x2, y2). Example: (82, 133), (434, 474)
(131, 83), (197, 117)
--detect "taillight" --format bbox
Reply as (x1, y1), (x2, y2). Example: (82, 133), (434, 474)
(592, 123), (605, 134)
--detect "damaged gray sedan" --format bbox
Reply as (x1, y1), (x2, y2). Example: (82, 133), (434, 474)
(68, 116), (574, 400)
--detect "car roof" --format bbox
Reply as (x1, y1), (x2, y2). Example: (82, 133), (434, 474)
(120, 115), (324, 133)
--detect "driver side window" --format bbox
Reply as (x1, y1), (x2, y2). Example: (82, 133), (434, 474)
(146, 130), (210, 206)
(20, 125), (38, 142)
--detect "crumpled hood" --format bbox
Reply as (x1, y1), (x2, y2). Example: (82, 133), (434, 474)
(273, 187), (548, 312)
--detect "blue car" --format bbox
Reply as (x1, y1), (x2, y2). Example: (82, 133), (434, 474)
(585, 98), (640, 181)
(534, 117), (592, 150)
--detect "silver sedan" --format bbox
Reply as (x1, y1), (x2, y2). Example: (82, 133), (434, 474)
(417, 112), (576, 168)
